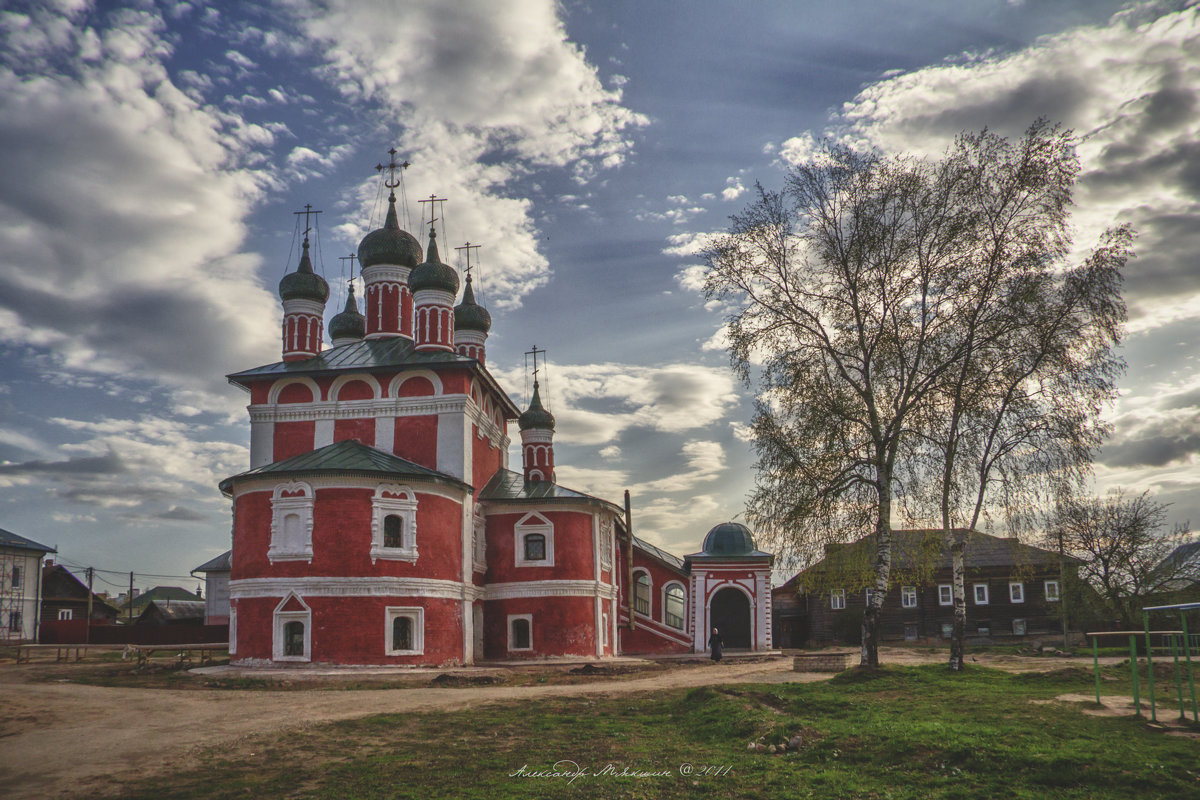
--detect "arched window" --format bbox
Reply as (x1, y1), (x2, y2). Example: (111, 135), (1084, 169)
(392, 615), (412, 651)
(270, 482), (314, 562)
(634, 571), (651, 616)
(524, 533), (546, 561)
(664, 584), (685, 629)
(383, 514), (403, 548)
(283, 621), (305, 656)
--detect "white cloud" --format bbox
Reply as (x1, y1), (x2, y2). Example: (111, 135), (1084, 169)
(721, 176), (746, 201)
(641, 440), (726, 492)
(284, 0), (648, 308)
(0, 4), (278, 416)
(838, 2), (1200, 332)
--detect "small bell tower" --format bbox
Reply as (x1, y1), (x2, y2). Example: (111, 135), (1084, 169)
(519, 346), (556, 483)
(278, 205), (329, 362)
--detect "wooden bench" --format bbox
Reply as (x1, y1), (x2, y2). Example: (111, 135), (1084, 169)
(128, 643), (228, 668)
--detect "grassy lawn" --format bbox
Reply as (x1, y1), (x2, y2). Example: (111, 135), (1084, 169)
(113, 664), (1199, 800)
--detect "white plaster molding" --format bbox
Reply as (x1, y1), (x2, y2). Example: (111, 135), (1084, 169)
(483, 580), (618, 601)
(232, 576), (484, 601)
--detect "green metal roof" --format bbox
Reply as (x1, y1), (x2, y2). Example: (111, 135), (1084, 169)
(633, 535), (687, 573)
(479, 469), (622, 514)
(219, 439), (470, 494)
(0, 527), (55, 554)
(225, 338), (521, 418)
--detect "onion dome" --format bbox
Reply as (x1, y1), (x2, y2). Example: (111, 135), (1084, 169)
(701, 522), (758, 556)
(454, 274), (492, 333)
(328, 284), (366, 341)
(518, 380), (555, 431)
(278, 238), (330, 302)
(409, 227), (460, 294)
(357, 193), (423, 269)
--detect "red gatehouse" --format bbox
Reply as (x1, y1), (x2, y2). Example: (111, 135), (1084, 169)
(220, 168), (773, 665)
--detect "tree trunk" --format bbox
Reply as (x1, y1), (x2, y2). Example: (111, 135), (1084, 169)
(949, 531), (967, 671)
(862, 478), (893, 668)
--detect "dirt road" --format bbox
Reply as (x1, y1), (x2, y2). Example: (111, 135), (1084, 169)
(0, 658), (805, 799)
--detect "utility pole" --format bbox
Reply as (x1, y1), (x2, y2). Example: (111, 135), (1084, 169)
(129, 571), (134, 624)
(86, 567), (94, 644)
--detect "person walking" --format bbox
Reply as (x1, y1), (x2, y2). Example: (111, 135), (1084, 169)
(708, 627), (723, 662)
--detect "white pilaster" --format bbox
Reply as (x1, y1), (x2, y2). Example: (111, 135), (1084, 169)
(313, 418), (334, 449)
(375, 416), (395, 454)
(249, 420), (274, 468)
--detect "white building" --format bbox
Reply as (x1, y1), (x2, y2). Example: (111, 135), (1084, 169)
(0, 527), (55, 642)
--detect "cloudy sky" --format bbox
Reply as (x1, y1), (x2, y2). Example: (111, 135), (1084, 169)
(1, 0), (1197, 589)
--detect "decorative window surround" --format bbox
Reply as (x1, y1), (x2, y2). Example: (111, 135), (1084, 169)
(599, 518), (613, 571)
(385, 606), (425, 655)
(973, 583), (989, 605)
(1009, 582), (1025, 603)
(831, 589), (846, 610)
(472, 514), (486, 573)
(370, 484), (418, 563)
(268, 482), (314, 562)
(601, 612), (609, 647)
(514, 512), (554, 568)
(273, 594), (311, 662)
(938, 584), (953, 606)
(901, 586), (917, 608)
(1044, 580), (1060, 602)
(508, 614), (533, 651)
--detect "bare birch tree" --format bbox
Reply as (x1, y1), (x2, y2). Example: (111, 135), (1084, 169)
(706, 122), (1129, 668)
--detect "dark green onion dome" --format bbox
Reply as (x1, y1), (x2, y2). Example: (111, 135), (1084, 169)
(517, 380), (555, 431)
(357, 193), (423, 269)
(454, 274), (492, 333)
(278, 239), (330, 302)
(408, 227), (460, 294)
(702, 522), (758, 556)
(328, 284), (366, 341)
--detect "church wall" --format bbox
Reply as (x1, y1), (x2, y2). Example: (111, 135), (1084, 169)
(232, 595), (464, 665)
(471, 424), (503, 494)
(230, 485), (464, 582)
(482, 596), (595, 658)
(618, 622), (692, 654)
(273, 421), (315, 460)
(394, 416), (439, 468)
(333, 417), (375, 445)
(484, 508), (596, 583)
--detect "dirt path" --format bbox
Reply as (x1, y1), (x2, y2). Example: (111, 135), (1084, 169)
(0, 648), (1111, 799)
(0, 659), (805, 800)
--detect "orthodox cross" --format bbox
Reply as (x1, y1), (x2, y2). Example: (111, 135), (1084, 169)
(525, 345), (545, 380)
(293, 204), (322, 242)
(375, 147), (410, 193)
(339, 253), (358, 280)
(417, 193), (447, 231)
(454, 241), (481, 280)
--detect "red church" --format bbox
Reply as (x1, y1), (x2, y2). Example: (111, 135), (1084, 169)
(219, 171), (774, 666)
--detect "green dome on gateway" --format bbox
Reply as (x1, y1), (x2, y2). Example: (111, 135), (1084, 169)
(517, 381), (555, 431)
(357, 194), (423, 269)
(328, 285), (366, 341)
(701, 522), (758, 556)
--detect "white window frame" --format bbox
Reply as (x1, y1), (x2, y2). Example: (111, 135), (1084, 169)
(599, 518), (613, 571)
(865, 588), (877, 605)
(508, 613), (533, 652)
(938, 584), (953, 606)
(268, 481), (315, 563)
(1009, 582), (1025, 604)
(973, 583), (989, 605)
(1012, 618), (1027, 636)
(472, 513), (486, 573)
(272, 594), (311, 662)
(514, 511), (554, 568)
(58, 608), (73, 621)
(901, 586), (917, 609)
(1044, 580), (1060, 602)
(601, 612), (609, 647)
(384, 606), (425, 656)
(370, 484), (418, 563)
(633, 569), (653, 617)
(663, 581), (686, 630)
(831, 588), (846, 610)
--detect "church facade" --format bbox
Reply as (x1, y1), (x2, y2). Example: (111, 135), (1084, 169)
(220, 179), (773, 666)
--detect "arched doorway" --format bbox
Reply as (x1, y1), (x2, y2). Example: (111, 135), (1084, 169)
(710, 587), (751, 649)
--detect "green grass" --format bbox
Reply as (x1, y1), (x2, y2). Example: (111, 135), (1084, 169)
(112, 664), (1200, 800)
